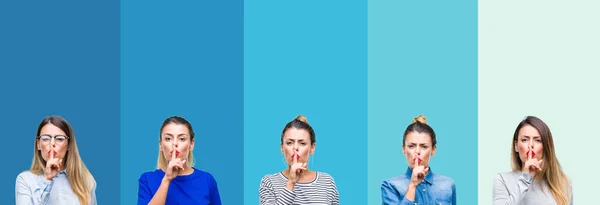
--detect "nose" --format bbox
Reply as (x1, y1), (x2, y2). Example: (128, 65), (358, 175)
(416, 146), (421, 155)
(529, 140), (534, 149)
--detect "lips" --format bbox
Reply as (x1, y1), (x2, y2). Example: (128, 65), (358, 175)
(526, 150), (536, 158)
(47, 150), (56, 157)
(175, 150), (180, 157)
(291, 153), (300, 161)
(414, 157), (422, 164)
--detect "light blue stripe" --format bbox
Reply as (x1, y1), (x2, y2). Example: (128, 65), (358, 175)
(368, 0), (478, 204)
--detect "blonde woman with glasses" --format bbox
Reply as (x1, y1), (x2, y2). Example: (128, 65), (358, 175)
(16, 116), (96, 205)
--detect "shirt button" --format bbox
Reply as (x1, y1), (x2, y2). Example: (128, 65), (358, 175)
(422, 188), (426, 192)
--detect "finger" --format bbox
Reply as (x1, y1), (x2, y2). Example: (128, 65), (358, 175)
(527, 150), (532, 160)
(171, 148), (177, 161)
(424, 166), (430, 174)
(302, 162), (307, 168)
(538, 159), (544, 170)
(293, 152), (298, 164)
(414, 157), (419, 167)
(49, 150), (54, 160)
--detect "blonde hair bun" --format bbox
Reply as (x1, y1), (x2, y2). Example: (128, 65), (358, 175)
(412, 115), (427, 124)
(295, 115), (309, 124)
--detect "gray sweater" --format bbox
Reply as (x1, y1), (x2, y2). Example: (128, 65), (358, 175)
(493, 171), (572, 205)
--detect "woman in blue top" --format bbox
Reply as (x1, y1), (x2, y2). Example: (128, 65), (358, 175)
(137, 116), (221, 205)
(381, 115), (456, 205)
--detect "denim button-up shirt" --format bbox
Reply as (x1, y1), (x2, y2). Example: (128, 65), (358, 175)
(381, 167), (456, 205)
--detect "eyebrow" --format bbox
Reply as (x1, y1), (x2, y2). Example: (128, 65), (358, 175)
(407, 143), (428, 146)
(521, 135), (541, 139)
(286, 138), (306, 141)
(163, 133), (188, 137)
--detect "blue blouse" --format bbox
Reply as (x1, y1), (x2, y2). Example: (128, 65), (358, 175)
(138, 168), (221, 205)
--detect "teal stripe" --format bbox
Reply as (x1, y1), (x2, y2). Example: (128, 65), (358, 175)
(368, 0), (478, 204)
(244, 0), (367, 204)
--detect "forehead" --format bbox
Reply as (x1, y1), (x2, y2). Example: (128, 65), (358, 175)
(162, 123), (190, 135)
(283, 128), (310, 140)
(518, 125), (541, 137)
(405, 131), (432, 144)
(40, 124), (66, 135)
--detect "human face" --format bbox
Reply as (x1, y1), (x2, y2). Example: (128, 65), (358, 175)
(160, 123), (194, 164)
(37, 123), (69, 161)
(281, 128), (314, 165)
(403, 131), (436, 168)
(515, 124), (544, 162)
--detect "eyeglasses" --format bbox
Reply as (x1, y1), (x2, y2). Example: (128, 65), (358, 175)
(37, 135), (69, 145)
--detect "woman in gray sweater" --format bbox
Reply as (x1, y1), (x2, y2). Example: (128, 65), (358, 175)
(493, 116), (572, 205)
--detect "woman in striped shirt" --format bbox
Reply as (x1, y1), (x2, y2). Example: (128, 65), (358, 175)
(259, 115), (339, 205)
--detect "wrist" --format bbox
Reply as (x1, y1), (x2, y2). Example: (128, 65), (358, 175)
(162, 176), (172, 184)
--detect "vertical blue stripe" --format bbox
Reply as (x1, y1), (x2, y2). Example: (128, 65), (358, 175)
(244, 1), (368, 204)
(120, 1), (243, 204)
(368, 0), (478, 204)
(0, 1), (121, 204)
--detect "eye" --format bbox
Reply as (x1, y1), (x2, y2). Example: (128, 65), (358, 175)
(179, 137), (186, 142)
(300, 142), (307, 146)
(422, 146), (428, 149)
(535, 139), (542, 143)
(521, 139), (528, 142)
(164, 137), (171, 141)
(408, 145), (414, 148)
(286, 142), (292, 145)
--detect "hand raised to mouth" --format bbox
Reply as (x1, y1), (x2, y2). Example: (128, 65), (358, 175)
(44, 150), (62, 180)
(522, 149), (543, 176)
(286, 151), (308, 191)
(164, 147), (186, 182)
(410, 157), (429, 187)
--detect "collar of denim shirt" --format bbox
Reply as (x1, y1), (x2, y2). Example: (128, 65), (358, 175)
(404, 166), (434, 185)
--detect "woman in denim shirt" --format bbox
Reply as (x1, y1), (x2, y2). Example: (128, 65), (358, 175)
(381, 115), (456, 205)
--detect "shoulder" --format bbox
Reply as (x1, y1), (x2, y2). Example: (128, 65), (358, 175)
(382, 174), (409, 190)
(139, 169), (164, 181)
(316, 172), (337, 186)
(495, 171), (522, 182)
(260, 172), (283, 184)
(317, 172), (334, 181)
(16, 171), (38, 183)
(432, 173), (455, 185)
(192, 168), (215, 179)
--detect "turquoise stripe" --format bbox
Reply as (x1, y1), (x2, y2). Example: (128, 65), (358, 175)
(368, 0), (478, 204)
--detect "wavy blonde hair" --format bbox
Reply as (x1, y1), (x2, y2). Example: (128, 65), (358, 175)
(511, 116), (571, 205)
(30, 116), (95, 205)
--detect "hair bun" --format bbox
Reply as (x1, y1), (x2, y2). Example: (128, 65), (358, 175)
(295, 115), (309, 124)
(412, 115), (427, 124)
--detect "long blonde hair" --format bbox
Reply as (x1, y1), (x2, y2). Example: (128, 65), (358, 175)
(157, 116), (195, 169)
(511, 116), (571, 205)
(30, 116), (95, 205)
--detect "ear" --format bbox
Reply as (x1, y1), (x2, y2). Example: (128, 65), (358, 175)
(37, 141), (41, 151)
(159, 141), (163, 151)
(402, 145), (406, 155)
(310, 143), (316, 155)
(514, 141), (518, 152)
(431, 145), (437, 156)
(190, 139), (195, 151)
(280, 144), (284, 154)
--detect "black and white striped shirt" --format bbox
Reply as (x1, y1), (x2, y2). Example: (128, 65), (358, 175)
(259, 172), (339, 205)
